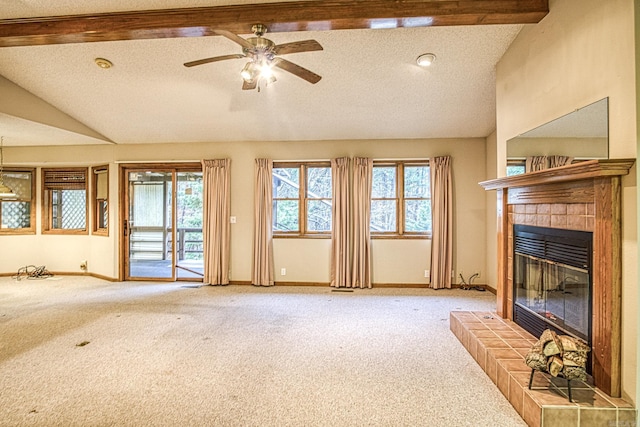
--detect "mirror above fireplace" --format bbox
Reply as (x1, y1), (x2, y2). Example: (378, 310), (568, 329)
(507, 97), (609, 161)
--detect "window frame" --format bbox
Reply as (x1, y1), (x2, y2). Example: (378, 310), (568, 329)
(0, 167), (36, 235)
(272, 161), (332, 238)
(41, 167), (89, 235)
(92, 165), (109, 236)
(371, 160), (431, 239)
(506, 159), (526, 176)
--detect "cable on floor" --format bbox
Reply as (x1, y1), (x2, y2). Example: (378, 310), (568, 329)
(12, 265), (54, 281)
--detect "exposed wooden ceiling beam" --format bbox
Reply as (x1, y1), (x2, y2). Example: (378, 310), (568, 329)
(0, 0), (548, 48)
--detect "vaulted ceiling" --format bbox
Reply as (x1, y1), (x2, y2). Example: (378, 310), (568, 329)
(0, 1), (548, 146)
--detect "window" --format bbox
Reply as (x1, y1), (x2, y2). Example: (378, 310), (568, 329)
(272, 162), (332, 236)
(42, 168), (88, 234)
(507, 160), (526, 176)
(92, 165), (109, 235)
(371, 162), (430, 236)
(0, 168), (35, 234)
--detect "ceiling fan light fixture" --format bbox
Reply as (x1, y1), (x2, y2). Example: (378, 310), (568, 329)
(240, 62), (257, 82)
(416, 53), (436, 67)
(259, 63), (274, 79)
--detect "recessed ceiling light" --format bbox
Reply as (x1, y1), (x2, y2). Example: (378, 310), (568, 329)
(416, 53), (436, 67)
(94, 58), (113, 69)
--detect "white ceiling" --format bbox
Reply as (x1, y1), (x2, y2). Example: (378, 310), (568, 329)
(0, 1), (524, 147)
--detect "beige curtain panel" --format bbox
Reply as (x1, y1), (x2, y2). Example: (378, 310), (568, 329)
(548, 155), (573, 168)
(202, 159), (231, 285)
(330, 157), (351, 288)
(351, 157), (373, 288)
(252, 159), (275, 286)
(525, 156), (548, 172)
(430, 156), (453, 290)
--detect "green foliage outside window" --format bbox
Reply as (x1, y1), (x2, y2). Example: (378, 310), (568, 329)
(371, 163), (431, 234)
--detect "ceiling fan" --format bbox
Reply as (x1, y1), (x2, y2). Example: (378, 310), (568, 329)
(184, 24), (323, 91)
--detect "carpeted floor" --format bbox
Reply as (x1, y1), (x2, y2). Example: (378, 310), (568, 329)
(0, 276), (526, 426)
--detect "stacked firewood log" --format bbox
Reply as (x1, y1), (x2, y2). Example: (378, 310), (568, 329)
(525, 329), (590, 381)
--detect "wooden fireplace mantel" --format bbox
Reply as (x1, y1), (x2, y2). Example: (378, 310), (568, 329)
(480, 159), (635, 190)
(480, 158), (635, 398)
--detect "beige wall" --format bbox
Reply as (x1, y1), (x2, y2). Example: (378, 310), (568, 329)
(1, 137), (487, 286)
(496, 0), (637, 403)
(507, 137), (608, 159)
(485, 131), (498, 291)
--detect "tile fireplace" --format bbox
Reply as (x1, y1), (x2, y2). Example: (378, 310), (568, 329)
(480, 159), (635, 398)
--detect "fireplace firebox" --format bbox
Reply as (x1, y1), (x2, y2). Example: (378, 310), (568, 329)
(513, 225), (592, 367)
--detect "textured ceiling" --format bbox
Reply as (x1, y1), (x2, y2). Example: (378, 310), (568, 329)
(0, 1), (525, 146)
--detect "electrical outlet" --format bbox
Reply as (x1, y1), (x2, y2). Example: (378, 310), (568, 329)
(424, 270), (429, 278)
(451, 269), (455, 278)
(230, 216), (237, 223)
(80, 261), (87, 271)
(281, 268), (286, 276)
(476, 271), (481, 278)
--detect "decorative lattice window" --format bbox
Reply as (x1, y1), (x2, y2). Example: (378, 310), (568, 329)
(0, 169), (35, 234)
(42, 167), (88, 234)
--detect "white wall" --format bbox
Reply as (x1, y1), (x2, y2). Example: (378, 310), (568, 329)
(496, 0), (637, 403)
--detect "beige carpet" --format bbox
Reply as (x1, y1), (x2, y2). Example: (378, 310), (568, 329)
(0, 276), (526, 426)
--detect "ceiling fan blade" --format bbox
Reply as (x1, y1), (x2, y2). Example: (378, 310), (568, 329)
(242, 80), (257, 90)
(184, 54), (245, 67)
(214, 29), (254, 50)
(274, 40), (323, 56)
(273, 58), (322, 84)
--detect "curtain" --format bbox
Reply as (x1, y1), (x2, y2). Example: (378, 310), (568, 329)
(430, 156), (453, 290)
(548, 155), (573, 168)
(330, 157), (351, 288)
(201, 159), (231, 285)
(525, 156), (548, 172)
(351, 157), (373, 288)
(252, 159), (274, 286)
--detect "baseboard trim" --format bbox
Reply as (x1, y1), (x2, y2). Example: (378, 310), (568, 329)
(484, 286), (497, 295)
(0, 273), (498, 293)
(55, 272), (120, 282)
(88, 272), (119, 282)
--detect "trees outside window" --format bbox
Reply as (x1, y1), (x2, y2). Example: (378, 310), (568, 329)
(507, 160), (526, 176)
(272, 160), (430, 238)
(273, 162), (331, 236)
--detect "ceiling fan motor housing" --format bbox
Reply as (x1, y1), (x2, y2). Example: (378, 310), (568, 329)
(244, 37), (276, 61)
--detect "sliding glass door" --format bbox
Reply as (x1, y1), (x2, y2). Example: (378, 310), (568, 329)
(122, 165), (203, 281)
(175, 172), (204, 279)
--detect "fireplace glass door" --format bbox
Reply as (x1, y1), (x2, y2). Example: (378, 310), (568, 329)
(514, 254), (590, 341)
(512, 224), (592, 346)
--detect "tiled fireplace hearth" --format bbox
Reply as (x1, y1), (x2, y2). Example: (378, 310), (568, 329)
(473, 159), (636, 425)
(450, 311), (635, 427)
